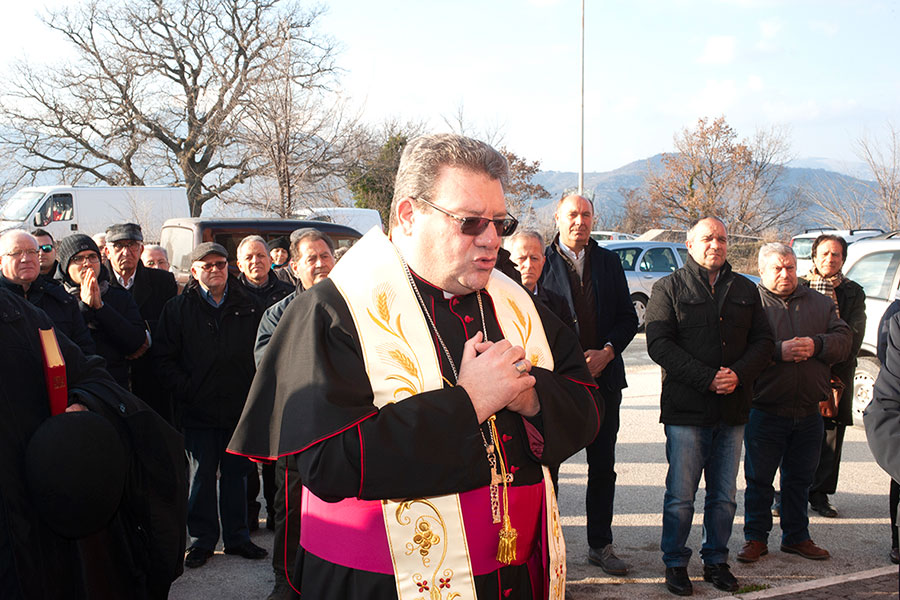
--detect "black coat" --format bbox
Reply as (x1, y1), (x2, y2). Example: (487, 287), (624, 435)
(0, 274), (96, 355)
(800, 277), (866, 425)
(155, 276), (263, 429)
(109, 262), (178, 422)
(238, 271), (294, 309)
(539, 236), (638, 393)
(58, 267), (147, 388)
(0, 288), (185, 600)
(645, 256), (774, 426)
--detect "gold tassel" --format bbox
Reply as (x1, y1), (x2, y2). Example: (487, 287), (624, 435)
(497, 513), (518, 564)
(490, 415), (518, 564)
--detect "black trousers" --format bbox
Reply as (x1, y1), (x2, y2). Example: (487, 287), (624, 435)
(274, 454), (303, 590)
(809, 418), (846, 499)
(585, 386), (622, 549)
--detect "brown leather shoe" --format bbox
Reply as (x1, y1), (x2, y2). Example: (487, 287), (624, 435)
(736, 540), (768, 563)
(781, 539), (830, 560)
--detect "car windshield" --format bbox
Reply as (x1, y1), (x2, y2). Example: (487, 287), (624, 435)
(792, 238), (814, 260)
(0, 190), (45, 221)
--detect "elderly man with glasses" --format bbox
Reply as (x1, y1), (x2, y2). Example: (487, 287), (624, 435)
(155, 242), (267, 570)
(229, 134), (600, 600)
(0, 229), (96, 355)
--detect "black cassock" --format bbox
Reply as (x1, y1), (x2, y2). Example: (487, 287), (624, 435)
(230, 272), (601, 599)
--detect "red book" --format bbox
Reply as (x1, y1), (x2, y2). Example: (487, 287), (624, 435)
(39, 328), (67, 416)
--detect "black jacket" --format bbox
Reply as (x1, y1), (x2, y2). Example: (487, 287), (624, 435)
(239, 271), (294, 309)
(755, 283), (851, 418)
(646, 256), (774, 426)
(539, 236), (638, 393)
(155, 276), (263, 429)
(57, 267), (147, 388)
(109, 262), (178, 422)
(0, 274), (96, 355)
(867, 310), (900, 483)
(801, 277), (866, 425)
(0, 288), (185, 600)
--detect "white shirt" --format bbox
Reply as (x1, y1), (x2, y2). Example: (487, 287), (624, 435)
(115, 269), (135, 290)
(558, 242), (586, 280)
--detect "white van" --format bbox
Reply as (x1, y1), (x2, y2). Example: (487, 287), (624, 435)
(0, 186), (190, 242)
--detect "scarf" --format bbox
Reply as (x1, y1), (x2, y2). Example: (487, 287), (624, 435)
(807, 268), (844, 317)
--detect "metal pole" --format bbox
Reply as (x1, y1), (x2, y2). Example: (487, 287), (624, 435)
(579, 0), (585, 195)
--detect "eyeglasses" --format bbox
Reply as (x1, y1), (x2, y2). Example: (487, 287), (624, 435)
(110, 240), (141, 252)
(197, 260), (228, 272)
(38, 244), (54, 253)
(70, 254), (101, 265)
(4, 248), (39, 259)
(414, 197), (518, 237)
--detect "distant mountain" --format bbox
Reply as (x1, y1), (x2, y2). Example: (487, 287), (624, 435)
(530, 155), (880, 231)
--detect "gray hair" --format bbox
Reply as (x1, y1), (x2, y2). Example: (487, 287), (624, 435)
(143, 244), (168, 258)
(0, 229), (36, 253)
(289, 228), (335, 261)
(686, 216), (727, 243)
(389, 133), (509, 229)
(237, 235), (267, 255)
(506, 230), (545, 251)
(758, 242), (795, 271)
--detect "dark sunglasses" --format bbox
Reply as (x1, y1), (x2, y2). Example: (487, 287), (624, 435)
(38, 244), (54, 253)
(415, 197), (518, 237)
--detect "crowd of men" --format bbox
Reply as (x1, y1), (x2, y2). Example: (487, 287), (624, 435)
(0, 132), (883, 600)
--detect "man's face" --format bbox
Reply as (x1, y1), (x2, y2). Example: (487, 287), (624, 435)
(509, 236), (545, 292)
(0, 233), (40, 285)
(555, 195), (593, 252)
(236, 240), (272, 285)
(686, 218), (728, 272)
(190, 254), (229, 294)
(142, 248), (170, 271)
(813, 239), (844, 278)
(292, 239), (335, 289)
(405, 167), (506, 295)
(34, 235), (57, 275)
(67, 249), (102, 284)
(106, 238), (143, 277)
(760, 252), (798, 297)
(270, 247), (289, 265)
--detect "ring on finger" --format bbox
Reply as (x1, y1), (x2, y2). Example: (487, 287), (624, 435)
(514, 359), (528, 374)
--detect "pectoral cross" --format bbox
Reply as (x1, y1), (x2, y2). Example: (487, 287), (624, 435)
(486, 444), (514, 524)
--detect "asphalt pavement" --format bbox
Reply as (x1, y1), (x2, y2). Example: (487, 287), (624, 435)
(170, 333), (898, 599)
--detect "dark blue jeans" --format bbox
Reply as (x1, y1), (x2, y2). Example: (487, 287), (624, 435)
(185, 427), (252, 551)
(661, 423), (744, 567)
(743, 409), (824, 546)
(586, 388), (621, 549)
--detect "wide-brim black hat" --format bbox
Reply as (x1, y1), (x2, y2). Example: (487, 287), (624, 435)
(24, 411), (128, 539)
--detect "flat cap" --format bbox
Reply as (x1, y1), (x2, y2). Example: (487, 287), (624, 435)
(105, 223), (144, 243)
(190, 242), (228, 263)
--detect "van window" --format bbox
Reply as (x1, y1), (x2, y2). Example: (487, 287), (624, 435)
(0, 190), (44, 221)
(163, 227), (195, 272)
(791, 238), (815, 260)
(846, 250), (900, 301)
(612, 247), (640, 271)
(36, 194), (74, 226)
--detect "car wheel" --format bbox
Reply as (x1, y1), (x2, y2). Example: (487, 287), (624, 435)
(853, 356), (881, 427)
(631, 293), (648, 332)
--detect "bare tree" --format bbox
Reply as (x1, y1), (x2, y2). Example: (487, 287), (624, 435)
(0, 0), (338, 216)
(857, 123), (900, 230)
(801, 174), (872, 229)
(641, 116), (800, 236)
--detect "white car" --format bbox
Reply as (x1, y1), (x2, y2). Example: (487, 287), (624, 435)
(601, 241), (688, 330)
(842, 238), (900, 425)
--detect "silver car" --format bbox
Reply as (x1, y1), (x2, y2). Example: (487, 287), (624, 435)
(601, 241), (688, 331)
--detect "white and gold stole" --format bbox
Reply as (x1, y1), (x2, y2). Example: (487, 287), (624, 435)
(328, 229), (565, 600)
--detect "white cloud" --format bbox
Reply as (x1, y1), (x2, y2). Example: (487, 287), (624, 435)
(747, 75), (764, 92)
(697, 36), (736, 65)
(756, 18), (783, 52)
(528, 0), (562, 6)
(810, 20), (839, 36)
(690, 79), (739, 115)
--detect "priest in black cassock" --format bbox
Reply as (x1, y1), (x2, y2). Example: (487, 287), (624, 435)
(228, 133), (602, 600)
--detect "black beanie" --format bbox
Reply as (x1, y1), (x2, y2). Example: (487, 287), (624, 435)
(56, 234), (101, 271)
(268, 236), (290, 252)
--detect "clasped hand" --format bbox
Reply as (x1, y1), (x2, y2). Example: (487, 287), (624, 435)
(457, 332), (539, 423)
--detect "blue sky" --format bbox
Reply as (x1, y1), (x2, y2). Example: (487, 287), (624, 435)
(3, 1), (898, 174)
